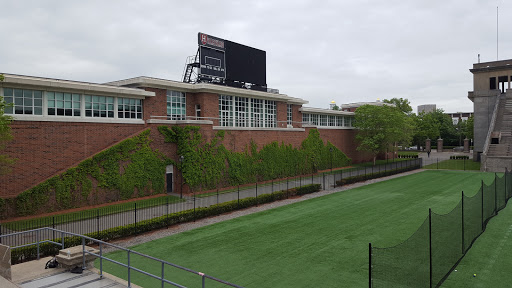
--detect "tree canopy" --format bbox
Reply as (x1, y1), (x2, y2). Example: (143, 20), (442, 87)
(354, 104), (413, 164)
(383, 98), (413, 114)
(0, 74), (15, 175)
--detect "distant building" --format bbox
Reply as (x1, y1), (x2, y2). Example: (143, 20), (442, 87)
(417, 104), (436, 114)
(446, 112), (473, 124)
(340, 100), (393, 112)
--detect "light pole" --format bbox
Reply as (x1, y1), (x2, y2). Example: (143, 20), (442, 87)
(179, 155), (184, 199)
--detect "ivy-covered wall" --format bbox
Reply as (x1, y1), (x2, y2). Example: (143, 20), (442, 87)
(158, 126), (351, 191)
(1, 129), (170, 218)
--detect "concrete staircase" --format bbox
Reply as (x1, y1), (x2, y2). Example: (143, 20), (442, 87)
(483, 93), (512, 171)
(487, 96), (512, 157)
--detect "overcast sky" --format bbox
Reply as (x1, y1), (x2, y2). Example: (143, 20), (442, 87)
(1, 0), (509, 113)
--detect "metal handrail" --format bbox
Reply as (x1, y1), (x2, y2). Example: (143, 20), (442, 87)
(1, 227), (243, 288)
(483, 92), (502, 156)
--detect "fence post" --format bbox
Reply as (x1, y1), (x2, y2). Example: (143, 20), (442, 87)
(134, 203), (137, 234)
(340, 169), (343, 186)
(311, 171), (314, 185)
(369, 242), (372, 288)
(429, 208), (432, 288)
(128, 250), (131, 287)
(495, 173), (498, 214)
(481, 180), (484, 231)
(462, 191), (465, 254)
(194, 193), (196, 222)
(97, 210), (100, 238)
(323, 173), (325, 190)
(286, 178), (289, 198)
(437, 158), (439, 170)
(464, 158), (466, 171)
(256, 182), (258, 206)
(217, 188), (219, 205)
(52, 216), (55, 241)
(237, 185), (240, 207)
(166, 196), (169, 228)
(272, 180), (274, 194)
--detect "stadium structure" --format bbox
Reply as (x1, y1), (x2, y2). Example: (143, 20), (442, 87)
(0, 33), (378, 213)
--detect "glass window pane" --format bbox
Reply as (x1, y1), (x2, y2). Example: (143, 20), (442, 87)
(74, 109), (80, 116)
(99, 96), (105, 103)
(65, 109), (72, 116)
(24, 107), (33, 114)
(3, 88), (13, 96)
(15, 106), (24, 114)
(55, 92), (63, 101)
(48, 100), (55, 108)
(23, 90), (33, 98)
(33, 91), (42, 99)
(64, 102), (72, 109)
(5, 106), (13, 114)
(57, 101), (64, 108)
(34, 107), (42, 115)
(85, 110), (92, 117)
(48, 108), (55, 115)
(64, 93), (72, 101)
(85, 95), (92, 102)
(34, 99), (42, 106)
(4, 97), (13, 104)
(14, 89), (22, 98)
(47, 92), (55, 100)
(15, 97), (23, 105)
(72, 94), (80, 101)
(107, 97), (113, 104)
(24, 97), (33, 106)
(108, 104), (113, 111)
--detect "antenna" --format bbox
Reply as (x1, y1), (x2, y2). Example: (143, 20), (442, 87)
(497, 6), (499, 60)
(478, 54), (480, 63)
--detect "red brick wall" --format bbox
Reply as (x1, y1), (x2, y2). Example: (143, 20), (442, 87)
(276, 102), (287, 128)
(143, 88), (167, 119)
(0, 121), (146, 198)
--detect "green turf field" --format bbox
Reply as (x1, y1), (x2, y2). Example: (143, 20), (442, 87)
(98, 170), (496, 287)
(442, 197), (512, 287)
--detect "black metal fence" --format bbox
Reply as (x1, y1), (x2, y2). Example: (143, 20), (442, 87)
(370, 169), (512, 287)
(1, 159), (422, 252)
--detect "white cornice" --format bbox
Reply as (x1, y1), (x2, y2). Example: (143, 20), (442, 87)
(299, 107), (354, 115)
(105, 76), (309, 105)
(0, 74), (154, 99)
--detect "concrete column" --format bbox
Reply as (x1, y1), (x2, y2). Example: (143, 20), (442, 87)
(464, 138), (470, 153)
(437, 138), (443, 152)
(425, 138), (431, 152)
(0, 245), (11, 281)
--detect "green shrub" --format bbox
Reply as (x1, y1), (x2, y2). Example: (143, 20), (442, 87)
(336, 163), (421, 186)
(450, 155), (469, 160)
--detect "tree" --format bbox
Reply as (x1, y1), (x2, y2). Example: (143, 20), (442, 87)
(383, 98), (413, 115)
(0, 74), (15, 175)
(354, 104), (413, 165)
(331, 105), (340, 111)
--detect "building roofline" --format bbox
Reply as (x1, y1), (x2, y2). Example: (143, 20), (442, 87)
(470, 59), (512, 73)
(341, 101), (394, 108)
(300, 106), (354, 115)
(0, 73), (155, 98)
(105, 76), (309, 105)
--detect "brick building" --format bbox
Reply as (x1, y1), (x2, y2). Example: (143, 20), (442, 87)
(0, 73), (369, 199)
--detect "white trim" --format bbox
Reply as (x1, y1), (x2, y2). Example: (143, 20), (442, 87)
(213, 126), (305, 132)
(146, 119), (214, 125)
(1, 74), (154, 98)
(10, 114), (145, 124)
(105, 76), (308, 105)
(300, 106), (354, 115)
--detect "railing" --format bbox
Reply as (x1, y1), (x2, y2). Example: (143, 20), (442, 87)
(1, 227), (243, 288)
(483, 92), (502, 156)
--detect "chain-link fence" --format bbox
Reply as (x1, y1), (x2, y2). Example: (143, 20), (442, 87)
(370, 170), (512, 287)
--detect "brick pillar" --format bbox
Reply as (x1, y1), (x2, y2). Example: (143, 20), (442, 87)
(425, 138), (431, 152)
(464, 138), (470, 153)
(437, 138), (443, 152)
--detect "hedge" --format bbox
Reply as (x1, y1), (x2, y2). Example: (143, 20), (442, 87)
(336, 163), (421, 186)
(450, 155), (469, 160)
(10, 184), (321, 264)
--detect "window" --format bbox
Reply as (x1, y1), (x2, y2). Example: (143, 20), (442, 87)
(302, 113), (310, 124)
(328, 115), (336, 126)
(265, 100), (276, 128)
(47, 92), (80, 116)
(219, 95), (233, 126)
(85, 95), (114, 118)
(337, 116), (344, 127)
(320, 115), (328, 126)
(251, 98), (264, 127)
(3, 88), (42, 115)
(235, 97), (249, 127)
(118, 98), (142, 119)
(287, 104), (293, 126)
(167, 90), (186, 120)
